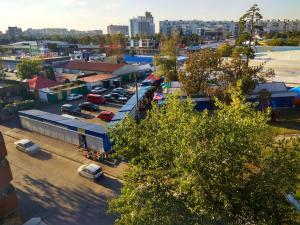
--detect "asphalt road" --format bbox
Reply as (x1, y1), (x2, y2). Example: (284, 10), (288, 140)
(4, 135), (121, 225)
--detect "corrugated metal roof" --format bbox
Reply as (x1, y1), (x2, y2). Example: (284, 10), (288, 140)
(19, 110), (106, 137)
(253, 82), (288, 94)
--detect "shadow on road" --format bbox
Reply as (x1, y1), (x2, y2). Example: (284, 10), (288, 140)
(16, 175), (117, 225)
(78, 113), (95, 119)
(97, 175), (123, 194)
(35, 151), (53, 161)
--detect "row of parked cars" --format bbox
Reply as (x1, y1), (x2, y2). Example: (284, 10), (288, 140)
(61, 87), (131, 122)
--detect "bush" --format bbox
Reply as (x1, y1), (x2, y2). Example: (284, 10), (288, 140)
(3, 100), (35, 113)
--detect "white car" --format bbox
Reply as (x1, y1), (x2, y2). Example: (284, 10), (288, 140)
(67, 94), (83, 101)
(14, 139), (40, 155)
(78, 164), (103, 180)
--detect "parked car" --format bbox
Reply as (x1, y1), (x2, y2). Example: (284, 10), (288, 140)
(91, 87), (107, 94)
(111, 93), (128, 101)
(104, 94), (114, 102)
(67, 93), (83, 101)
(78, 164), (103, 180)
(14, 139), (40, 155)
(61, 104), (81, 115)
(97, 111), (115, 121)
(79, 102), (99, 111)
(87, 94), (106, 104)
(112, 88), (128, 96)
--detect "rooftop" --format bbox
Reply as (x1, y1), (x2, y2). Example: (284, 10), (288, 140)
(28, 76), (61, 90)
(78, 74), (116, 83)
(60, 60), (126, 73)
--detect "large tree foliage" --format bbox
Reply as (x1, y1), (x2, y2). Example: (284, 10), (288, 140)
(178, 49), (221, 96)
(178, 49), (265, 98)
(16, 58), (43, 80)
(236, 4), (263, 64)
(154, 38), (178, 82)
(109, 89), (300, 225)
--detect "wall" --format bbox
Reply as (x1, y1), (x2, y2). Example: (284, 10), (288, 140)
(20, 116), (105, 152)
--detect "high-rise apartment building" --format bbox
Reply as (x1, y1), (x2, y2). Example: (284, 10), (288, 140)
(0, 132), (17, 220)
(23, 28), (103, 37)
(6, 26), (22, 38)
(260, 19), (300, 33)
(107, 25), (129, 36)
(130, 12), (155, 37)
(159, 20), (238, 39)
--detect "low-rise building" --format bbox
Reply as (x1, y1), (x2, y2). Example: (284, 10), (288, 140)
(78, 74), (116, 90)
(54, 61), (139, 82)
(19, 110), (111, 152)
(28, 76), (61, 91)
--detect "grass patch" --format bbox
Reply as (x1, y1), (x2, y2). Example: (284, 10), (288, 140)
(270, 107), (300, 136)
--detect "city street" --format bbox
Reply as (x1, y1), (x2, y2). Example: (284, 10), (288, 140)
(4, 134), (121, 225)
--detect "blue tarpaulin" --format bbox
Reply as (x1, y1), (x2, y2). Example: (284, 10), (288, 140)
(290, 87), (300, 96)
(124, 55), (153, 64)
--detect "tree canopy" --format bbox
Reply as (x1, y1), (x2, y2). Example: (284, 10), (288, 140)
(236, 4), (263, 64)
(109, 88), (300, 225)
(154, 37), (179, 82)
(16, 58), (43, 80)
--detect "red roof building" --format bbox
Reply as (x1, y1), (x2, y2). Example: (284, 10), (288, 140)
(28, 76), (61, 90)
(78, 74), (116, 83)
(61, 61), (126, 73)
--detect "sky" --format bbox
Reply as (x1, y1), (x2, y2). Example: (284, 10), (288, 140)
(0, 0), (299, 33)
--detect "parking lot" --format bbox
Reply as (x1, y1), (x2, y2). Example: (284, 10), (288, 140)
(40, 93), (125, 128)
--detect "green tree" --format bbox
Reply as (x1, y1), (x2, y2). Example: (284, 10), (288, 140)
(217, 43), (233, 57)
(236, 4), (263, 64)
(109, 89), (300, 225)
(179, 49), (221, 96)
(16, 59), (43, 80)
(154, 37), (178, 82)
(45, 66), (56, 80)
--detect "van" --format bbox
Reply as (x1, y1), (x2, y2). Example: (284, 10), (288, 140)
(86, 94), (106, 104)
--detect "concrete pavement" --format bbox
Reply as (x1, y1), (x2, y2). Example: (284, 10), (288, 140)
(4, 134), (121, 225)
(3, 128), (127, 179)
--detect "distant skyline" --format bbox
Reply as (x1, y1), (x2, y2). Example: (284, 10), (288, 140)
(0, 0), (299, 33)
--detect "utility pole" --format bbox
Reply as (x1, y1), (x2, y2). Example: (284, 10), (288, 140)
(135, 63), (139, 120)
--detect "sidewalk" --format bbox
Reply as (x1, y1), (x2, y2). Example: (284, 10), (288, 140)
(4, 128), (127, 180)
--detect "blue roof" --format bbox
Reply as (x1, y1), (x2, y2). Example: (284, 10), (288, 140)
(19, 110), (106, 138)
(111, 111), (128, 122)
(124, 55), (153, 64)
(126, 86), (152, 106)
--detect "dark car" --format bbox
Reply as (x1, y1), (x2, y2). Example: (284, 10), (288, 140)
(61, 104), (81, 115)
(79, 102), (99, 112)
(109, 93), (128, 103)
